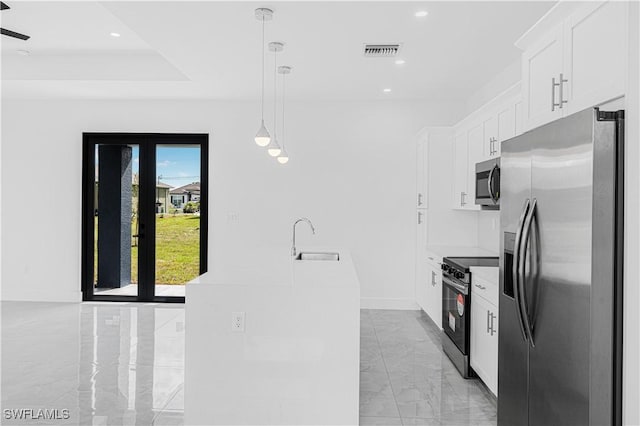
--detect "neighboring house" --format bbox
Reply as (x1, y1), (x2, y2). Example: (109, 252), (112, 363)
(170, 182), (201, 208)
(155, 181), (172, 213)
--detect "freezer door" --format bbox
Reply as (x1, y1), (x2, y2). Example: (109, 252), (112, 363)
(526, 108), (596, 426)
(498, 131), (531, 426)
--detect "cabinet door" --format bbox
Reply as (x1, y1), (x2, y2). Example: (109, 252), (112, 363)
(452, 132), (468, 210)
(466, 125), (483, 211)
(415, 257), (428, 312)
(482, 116), (498, 159)
(496, 104), (516, 156)
(514, 101), (524, 136)
(416, 139), (428, 208)
(522, 24), (564, 130)
(470, 295), (498, 395)
(427, 264), (443, 329)
(564, 0), (627, 115)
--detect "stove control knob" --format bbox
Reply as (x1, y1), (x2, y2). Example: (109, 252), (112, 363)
(455, 271), (465, 280)
(441, 264), (448, 271)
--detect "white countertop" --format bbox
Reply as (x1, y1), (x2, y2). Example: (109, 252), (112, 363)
(470, 266), (499, 284)
(188, 246), (359, 289)
(426, 245), (499, 260)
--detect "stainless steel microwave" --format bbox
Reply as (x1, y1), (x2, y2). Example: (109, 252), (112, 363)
(475, 158), (500, 209)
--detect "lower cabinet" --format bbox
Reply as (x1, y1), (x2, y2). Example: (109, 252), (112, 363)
(424, 257), (443, 329)
(470, 290), (498, 395)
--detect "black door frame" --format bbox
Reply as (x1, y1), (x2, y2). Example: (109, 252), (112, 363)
(82, 133), (208, 303)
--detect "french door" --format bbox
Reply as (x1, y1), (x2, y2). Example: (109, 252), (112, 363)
(82, 133), (208, 302)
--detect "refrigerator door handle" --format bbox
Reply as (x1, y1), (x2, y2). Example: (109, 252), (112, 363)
(513, 198), (530, 342)
(518, 198), (537, 347)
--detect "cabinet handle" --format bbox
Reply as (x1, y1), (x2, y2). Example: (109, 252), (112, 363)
(431, 271), (437, 286)
(552, 77), (559, 111)
(475, 283), (486, 290)
(417, 211), (423, 225)
(558, 73), (568, 109)
(552, 74), (569, 111)
(461, 192), (466, 206)
(490, 312), (496, 336)
(418, 193), (423, 206)
(487, 310), (491, 334)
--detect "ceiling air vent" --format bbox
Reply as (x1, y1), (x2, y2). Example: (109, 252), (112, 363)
(363, 44), (401, 58)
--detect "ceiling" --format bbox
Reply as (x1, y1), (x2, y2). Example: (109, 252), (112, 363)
(1, 1), (556, 101)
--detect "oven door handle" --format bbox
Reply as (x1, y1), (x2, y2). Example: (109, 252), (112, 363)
(513, 198), (530, 343)
(442, 275), (468, 295)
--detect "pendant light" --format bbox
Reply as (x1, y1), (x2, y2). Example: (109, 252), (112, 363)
(254, 8), (273, 147)
(266, 42), (283, 157)
(277, 66), (291, 164)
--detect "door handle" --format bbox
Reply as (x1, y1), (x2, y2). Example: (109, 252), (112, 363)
(518, 198), (537, 347)
(513, 199), (530, 342)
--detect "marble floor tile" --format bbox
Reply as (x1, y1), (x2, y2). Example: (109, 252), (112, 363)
(2, 303), (495, 425)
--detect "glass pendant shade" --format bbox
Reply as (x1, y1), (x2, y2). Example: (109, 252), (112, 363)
(267, 137), (282, 157)
(254, 120), (271, 146)
(277, 148), (289, 164)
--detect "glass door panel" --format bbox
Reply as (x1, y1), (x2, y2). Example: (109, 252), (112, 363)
(93, 144), (140, 297)
(154, 145), (201, 297)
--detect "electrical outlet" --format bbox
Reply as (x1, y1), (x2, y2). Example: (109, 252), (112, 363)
(231, 312), (245, 332)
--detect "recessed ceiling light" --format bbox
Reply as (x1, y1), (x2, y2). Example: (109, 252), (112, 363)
(395, 59), (406, 65)
(110, 32), (121, 37)
(16, 49), (30, 56)
(383, 88), (392, 93)
(415, 11), (429, 17)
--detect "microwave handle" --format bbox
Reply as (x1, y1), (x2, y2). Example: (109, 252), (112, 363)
(487, 164), (497, 203)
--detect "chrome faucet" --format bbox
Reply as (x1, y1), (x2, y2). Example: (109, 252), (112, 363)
(291, 217), (316, 257)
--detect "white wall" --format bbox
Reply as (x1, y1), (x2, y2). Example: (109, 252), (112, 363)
(477, 210), (500, 253)
(0, 99), (461, 306)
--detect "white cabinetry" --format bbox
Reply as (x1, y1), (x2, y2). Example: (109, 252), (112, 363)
(452, 85), (521, 211)
(518, 0), (627, 130)
(470, 271), (499, 396)
(415, 137), (429, 311)
(416, 138), (428, 208)
(425, 254), (443, 329)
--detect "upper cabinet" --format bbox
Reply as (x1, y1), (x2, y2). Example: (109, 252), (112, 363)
(518, 0), (628, 131)
(416, 137), (428, 209)
(451, 84), (521, 211)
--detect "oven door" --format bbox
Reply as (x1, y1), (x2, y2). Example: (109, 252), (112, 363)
(442, 275), (470, 354)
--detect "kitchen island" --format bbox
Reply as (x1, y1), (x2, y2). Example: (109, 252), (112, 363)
(184, 247), (361, 425)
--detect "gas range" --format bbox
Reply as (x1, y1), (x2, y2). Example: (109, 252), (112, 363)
(441, 256), (498, 379)
(441, 257), (499, 285)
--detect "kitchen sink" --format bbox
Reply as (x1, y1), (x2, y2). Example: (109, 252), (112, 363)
(295, 251), (340, 261)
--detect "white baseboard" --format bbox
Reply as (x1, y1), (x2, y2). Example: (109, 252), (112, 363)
(1, 290), (82, 303)
(360, 297), (419, 310)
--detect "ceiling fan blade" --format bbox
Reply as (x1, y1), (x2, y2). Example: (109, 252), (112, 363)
(0, 2), (9, 11)
(1, 28), (30, 40)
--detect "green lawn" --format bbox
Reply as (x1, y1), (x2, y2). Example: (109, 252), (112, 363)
(95, 214), (200, 285)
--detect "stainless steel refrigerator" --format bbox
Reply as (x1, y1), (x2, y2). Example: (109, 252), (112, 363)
(498, 107), (624, 426)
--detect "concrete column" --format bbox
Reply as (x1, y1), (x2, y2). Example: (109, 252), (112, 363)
(97, 145), (132, 288)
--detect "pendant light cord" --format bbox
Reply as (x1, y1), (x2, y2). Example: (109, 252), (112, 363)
(281, 72), (286, 150)
(260, 16), (265, 121)
(273, 46), (278, 138)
